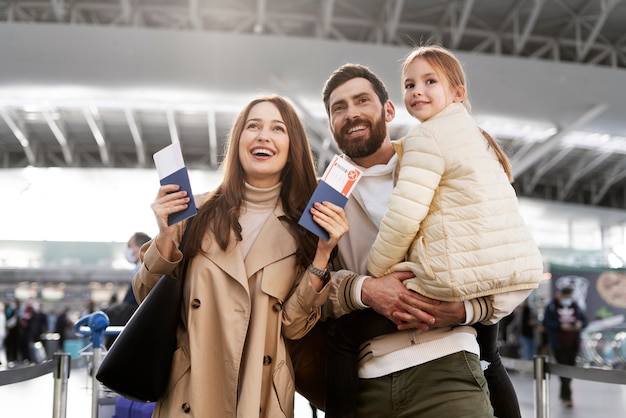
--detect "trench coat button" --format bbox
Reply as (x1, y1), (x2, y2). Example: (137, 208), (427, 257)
(263, 355), (272, 365)
(191, 299), (201, 309)
(272, 302), (282, 312)
(181, 402), (191, 413)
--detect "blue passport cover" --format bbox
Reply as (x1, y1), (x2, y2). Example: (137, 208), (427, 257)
(160, 166), (197, 225)
(298, 180), (348, 240)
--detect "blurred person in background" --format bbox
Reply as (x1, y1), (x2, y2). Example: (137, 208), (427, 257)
(518, 298), (537, 360)
(121, 232), (152, 307)
(18, 299), (49, 364)
(4, 300), (20, 367)
(104, 232), (152, 349)
(542, 287), (588, 408)
(0, 301), (5, 365)
(54, 306), (72, 352)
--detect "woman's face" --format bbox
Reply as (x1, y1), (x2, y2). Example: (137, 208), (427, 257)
(238, 101), (290, 188)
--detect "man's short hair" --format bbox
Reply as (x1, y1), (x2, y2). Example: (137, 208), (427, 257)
(132, 232), (151, 247)
(322, 63), (390, 115)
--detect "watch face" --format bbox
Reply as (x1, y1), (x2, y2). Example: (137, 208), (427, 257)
(596, 271), (626, 308)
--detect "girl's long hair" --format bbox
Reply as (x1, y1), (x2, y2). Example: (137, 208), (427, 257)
(183, 95), (319, 268)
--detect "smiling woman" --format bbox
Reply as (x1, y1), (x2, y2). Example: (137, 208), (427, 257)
(0, 166), (223, 242)
(130, 94), (349, 417)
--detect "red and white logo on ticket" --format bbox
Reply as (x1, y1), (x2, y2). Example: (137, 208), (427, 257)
(321, 155), (362, 197)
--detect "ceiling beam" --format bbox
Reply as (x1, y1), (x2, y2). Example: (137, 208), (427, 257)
(558, 150), (612, 200)
(513, 0), (546, 55)
(0, 107), (36, 166)
(450, 0), (474, 49)
(82, 106), (111, 166)
(207, 110), (218, 168)
(124, 108), (146, 167)
(189, 0), (201, 30)
(511, 103), (608, 178)
(592, 159), (626, 205)
(254, 0), (266, 34)
(166, 109), (180, 144)
(2, 1), (624, 69)
(43, 109), (73, 166)
(385, 0), (404, 43)
(523, 145), (572, 193)
(50, 0), (65, 21)
(576, 0), (619, 62)
(119, 0), (132, 25)
(318, 0), (335, 37)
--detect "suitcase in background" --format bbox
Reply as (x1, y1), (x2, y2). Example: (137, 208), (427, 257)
(113, 396), (156, 418)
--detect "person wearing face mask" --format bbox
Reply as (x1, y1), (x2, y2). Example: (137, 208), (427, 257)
(122, 232), (152, 306)
(542, 286), (588, 408)
(103, 232), (152, 349)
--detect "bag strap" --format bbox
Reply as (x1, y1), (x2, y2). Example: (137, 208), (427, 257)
(177, 218), (194, 281)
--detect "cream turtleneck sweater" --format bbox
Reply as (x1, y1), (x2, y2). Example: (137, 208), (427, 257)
(239, 182), (281, 258)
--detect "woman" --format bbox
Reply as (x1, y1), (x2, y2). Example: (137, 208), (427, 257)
(134, 95), (348, 417)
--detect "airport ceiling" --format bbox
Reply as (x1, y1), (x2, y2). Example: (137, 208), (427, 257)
(1, 0), (626, 210)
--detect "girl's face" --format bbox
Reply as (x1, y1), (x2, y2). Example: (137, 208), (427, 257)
(238, 101), (290, 188)
(403, 57), (464, 122)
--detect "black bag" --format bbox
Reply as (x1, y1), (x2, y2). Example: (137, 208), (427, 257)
(102, 301), (139, 349)
(103, 301), (137, 326)
(285, 320), (329, 411)
(96, 220), (192, 402)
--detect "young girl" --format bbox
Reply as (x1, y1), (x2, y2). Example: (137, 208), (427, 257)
(324, 45), (543, 418)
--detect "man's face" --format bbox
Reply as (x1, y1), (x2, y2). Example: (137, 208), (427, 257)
(327, 78), (387, 159)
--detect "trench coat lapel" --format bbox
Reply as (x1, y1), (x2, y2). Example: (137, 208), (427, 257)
(204, 231), (249, 291)
(247, 208), (298, 299)
(201, 206), (297, 295)
(192, 192), (249, 290)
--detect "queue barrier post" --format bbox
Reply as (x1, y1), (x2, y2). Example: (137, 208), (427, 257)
(533, 355), (549, 418)
(73, 311), (110, 418)
(52, 352), (71, 418)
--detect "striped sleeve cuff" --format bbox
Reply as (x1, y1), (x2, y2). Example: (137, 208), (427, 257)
(337, 273), (368, 313)
(466, 297), (494, 324)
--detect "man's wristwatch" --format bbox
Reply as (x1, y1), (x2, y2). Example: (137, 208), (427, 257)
(307, 263), (331, 283)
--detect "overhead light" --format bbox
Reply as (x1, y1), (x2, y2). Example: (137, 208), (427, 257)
(607, 252), (624, 268)
(561, 131), (626, 153)
(475, 116), (555, 142)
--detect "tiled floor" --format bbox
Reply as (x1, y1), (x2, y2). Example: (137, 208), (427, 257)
(1, 363), (624, 417)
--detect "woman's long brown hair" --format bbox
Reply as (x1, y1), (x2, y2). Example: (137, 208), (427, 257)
(182, 95), (319, 268)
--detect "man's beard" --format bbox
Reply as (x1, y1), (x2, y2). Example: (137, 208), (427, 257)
(333, 110), (386, 159)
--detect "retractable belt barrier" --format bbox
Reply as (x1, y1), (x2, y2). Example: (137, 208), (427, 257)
(534, 355), (626, 418)
(0, 311), (123, 418)
(0, 358), (55, 386)
(2, 340), (625, 418)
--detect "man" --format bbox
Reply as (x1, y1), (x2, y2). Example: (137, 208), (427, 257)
(542, 286), (587, 408)
(293, 63), (531, 417)
(121, 232), (152, 306)
(104, 232), (151, 348)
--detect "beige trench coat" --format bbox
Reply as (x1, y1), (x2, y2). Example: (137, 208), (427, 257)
(133, 197), (328, 418)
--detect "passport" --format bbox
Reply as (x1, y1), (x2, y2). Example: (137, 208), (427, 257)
(298, 155), (362, 240)
(298, 180), (348, 241)
(153, 142), (197, 225)
(159, 166), (197, 225)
